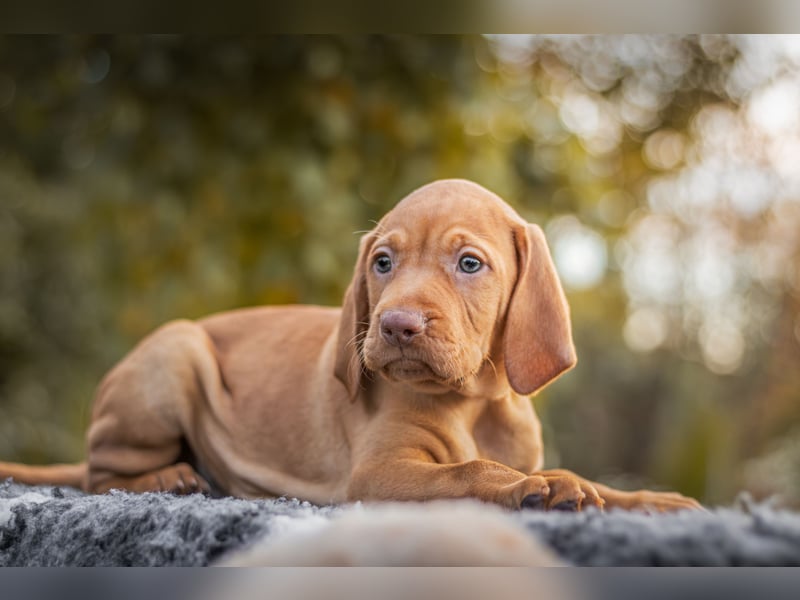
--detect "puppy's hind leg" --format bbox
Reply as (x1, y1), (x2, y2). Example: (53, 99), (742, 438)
(85, 320), (216, 495)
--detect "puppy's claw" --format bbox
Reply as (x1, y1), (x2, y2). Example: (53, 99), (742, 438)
(521, 494), (546, 510)
(552, 499), (579, 512)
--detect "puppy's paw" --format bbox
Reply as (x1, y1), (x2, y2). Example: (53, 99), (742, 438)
(137, 462), (211, 495)
(524, 470), (604, 512)
(501, 475), (550, 510)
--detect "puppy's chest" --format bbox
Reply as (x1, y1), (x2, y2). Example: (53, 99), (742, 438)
(471, 403), (542, 474)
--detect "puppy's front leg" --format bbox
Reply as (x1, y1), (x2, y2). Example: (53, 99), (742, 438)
(533, 468), (701, 512)
(347, 451), (551, 510)
(589, 479), (703, 512)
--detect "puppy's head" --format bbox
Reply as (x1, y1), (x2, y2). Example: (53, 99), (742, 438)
(335, 179), (576, 398)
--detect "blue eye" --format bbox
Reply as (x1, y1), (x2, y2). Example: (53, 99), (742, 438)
(458, 255), (482, 274)
(374, 254), (392, 274)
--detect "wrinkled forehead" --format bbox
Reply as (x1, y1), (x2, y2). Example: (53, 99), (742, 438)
(377, 180), (523, 241)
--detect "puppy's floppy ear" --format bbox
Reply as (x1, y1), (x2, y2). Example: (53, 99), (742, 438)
(334, 233), (375, 399)
(503, 223), (577, 396)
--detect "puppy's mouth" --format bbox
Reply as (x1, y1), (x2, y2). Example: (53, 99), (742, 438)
(382, 359), (442, 383)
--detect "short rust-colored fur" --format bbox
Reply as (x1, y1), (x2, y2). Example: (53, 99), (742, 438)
(0, 180), (699, 512)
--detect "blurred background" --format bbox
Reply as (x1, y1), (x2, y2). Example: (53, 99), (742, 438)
(1, 35), (799, 507)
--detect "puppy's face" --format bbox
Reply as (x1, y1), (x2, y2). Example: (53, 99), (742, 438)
(360, 184), (517, 395)
(335, 179), (576, 399)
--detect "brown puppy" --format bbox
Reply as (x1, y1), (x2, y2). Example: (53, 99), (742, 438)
(0, 179), (699, 512)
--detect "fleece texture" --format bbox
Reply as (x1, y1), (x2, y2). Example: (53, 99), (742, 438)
(1, 480), (799, 566)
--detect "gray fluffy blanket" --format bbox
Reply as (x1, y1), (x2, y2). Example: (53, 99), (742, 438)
(1, 480), (799, 566)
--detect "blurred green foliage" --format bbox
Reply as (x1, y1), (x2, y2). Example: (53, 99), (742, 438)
(1, 35), (799, 506)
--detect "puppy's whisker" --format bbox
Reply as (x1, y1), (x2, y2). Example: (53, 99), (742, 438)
(368, 220), (387, 235)
(485, 356), (499, 380)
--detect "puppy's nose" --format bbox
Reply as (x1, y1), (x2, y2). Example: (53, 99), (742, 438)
(380, 310), (425, 347)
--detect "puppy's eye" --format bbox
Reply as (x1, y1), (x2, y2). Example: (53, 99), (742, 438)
(458, 255), (483, 274)
(374, 254), (393, 274)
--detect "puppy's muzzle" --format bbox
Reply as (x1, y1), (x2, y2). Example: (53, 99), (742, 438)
(380, 310), (426, 347)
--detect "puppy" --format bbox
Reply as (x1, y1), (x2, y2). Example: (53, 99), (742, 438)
(0, 179), (700, 513)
